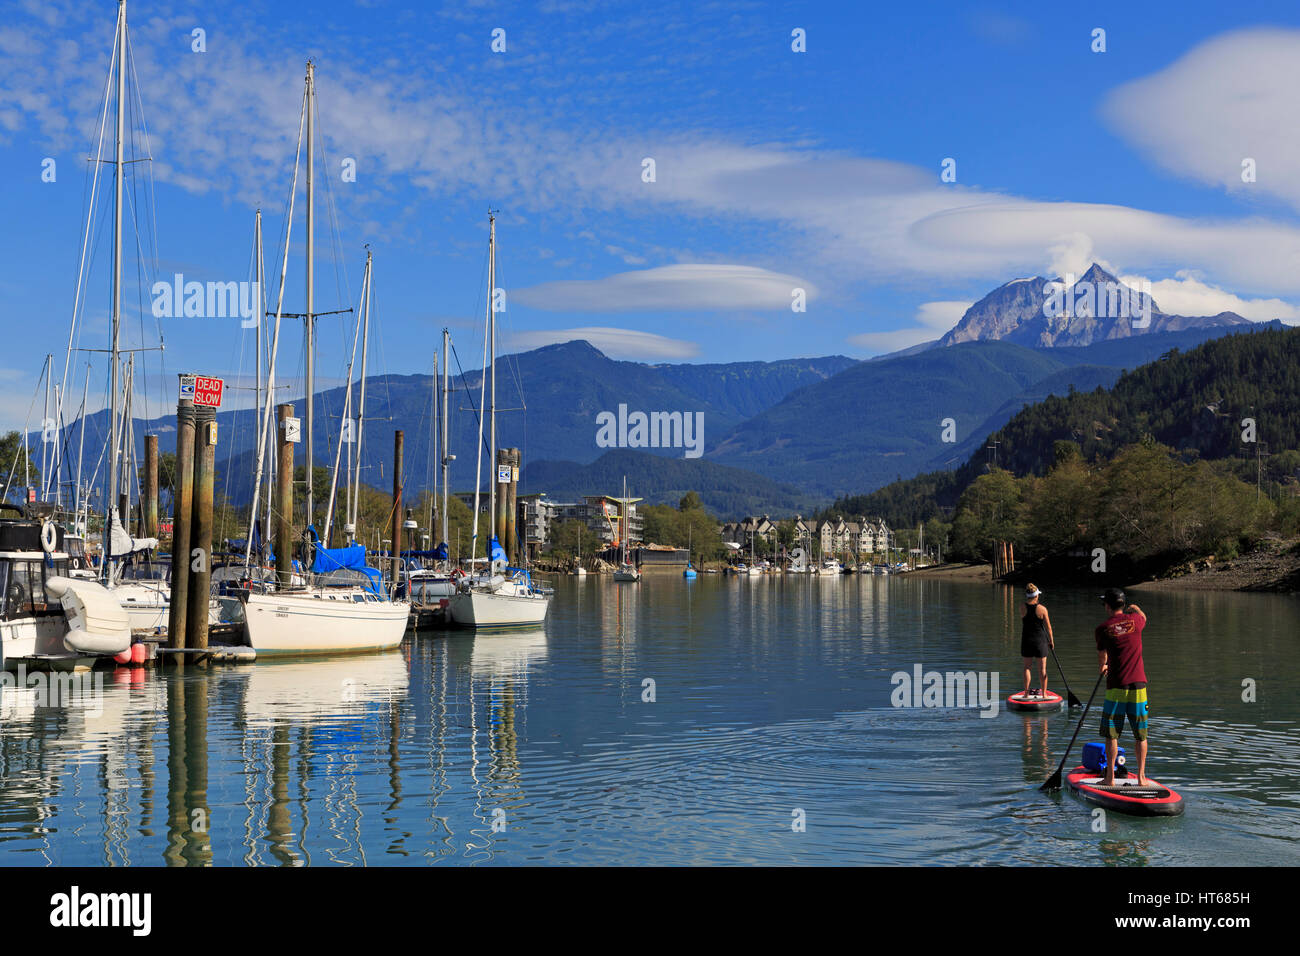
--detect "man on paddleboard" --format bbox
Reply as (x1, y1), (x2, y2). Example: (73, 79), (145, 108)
(1095, 588), (1150, 786)
(1020, 583), (1053, 698)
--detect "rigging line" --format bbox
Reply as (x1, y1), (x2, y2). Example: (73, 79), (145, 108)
(60, 24), (117, 419)
(449, 342), (493, 469)
(2, 368), (50, 503)
(311, 89), (354, 356)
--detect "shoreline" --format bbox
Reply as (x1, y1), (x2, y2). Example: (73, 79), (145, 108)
(1123, 539), (1300, 595)
(905, 562), (993, 580)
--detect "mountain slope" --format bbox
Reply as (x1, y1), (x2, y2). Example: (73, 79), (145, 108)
(940, 263), (1252, 348)
(69, 340), (853, 505)
(832, 323), (1300, 527)
(707, 340), (1066, 496)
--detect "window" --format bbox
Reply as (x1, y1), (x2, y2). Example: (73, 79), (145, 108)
(8, 562), (34, 612)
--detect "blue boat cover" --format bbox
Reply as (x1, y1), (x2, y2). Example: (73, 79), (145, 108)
(307, 525), (383, 593)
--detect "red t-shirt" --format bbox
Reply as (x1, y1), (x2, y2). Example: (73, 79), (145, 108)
(1094, 612), (1147, 688)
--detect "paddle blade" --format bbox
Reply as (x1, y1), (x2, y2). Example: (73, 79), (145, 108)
(1041, 771), (1062, 792)
(1068, 692), (1082, 708)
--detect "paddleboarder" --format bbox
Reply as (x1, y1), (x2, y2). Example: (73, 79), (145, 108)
(1095, 588), (1150, 787)
(1020, 583), (1054, 698)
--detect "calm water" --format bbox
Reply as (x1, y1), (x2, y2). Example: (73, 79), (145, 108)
(1, 575), (1296, 865)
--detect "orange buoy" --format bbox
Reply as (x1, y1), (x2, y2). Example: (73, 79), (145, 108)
(131, 642), (148, 665)
(114, 649), (132, 665)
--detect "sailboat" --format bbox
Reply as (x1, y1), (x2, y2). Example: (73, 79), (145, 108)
(238, 61), (408, 656)
(612, 476), (641, 582)
(2, 1), (163, 668)
(572, 525), (587, 576)
(744, 529), (762, 576)
(683, 524), (696, 578)
(403, 329), (458, 615)
(447, 214), (550, 628)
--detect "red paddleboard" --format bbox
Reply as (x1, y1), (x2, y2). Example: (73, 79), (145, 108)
(1007, 690), (1063, 713)
(1066, 767), (1185, 817)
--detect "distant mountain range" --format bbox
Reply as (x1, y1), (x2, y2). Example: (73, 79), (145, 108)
(702, 322), (1286, 497)
(939, 263), (1251, 348)
(51, 265), (1289, 519)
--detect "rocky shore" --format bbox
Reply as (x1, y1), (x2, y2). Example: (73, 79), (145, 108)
(1128, 538), (1300, 594)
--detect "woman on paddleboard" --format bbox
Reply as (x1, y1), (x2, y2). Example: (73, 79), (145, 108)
(1020, 584), (1053, 698)
(1095, 588), (1150, 787)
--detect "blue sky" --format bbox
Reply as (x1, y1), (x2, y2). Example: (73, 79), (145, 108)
(4, 0), (1300, 429)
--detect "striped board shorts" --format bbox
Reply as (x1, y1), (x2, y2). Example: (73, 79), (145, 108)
(1100, 686), (1149, 741)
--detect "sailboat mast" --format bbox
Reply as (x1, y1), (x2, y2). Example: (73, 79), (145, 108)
(352, 248), (371, 533)
(105, 0), (126, 578)
(440, 328), (450, 552)
(487, 213), (496, 550)
(254, 209), (263, 437)
(40, 354), (51, 499)
(75, 361), (89, 520)
(430, 350), (438, 546)
(304, 59), (315, 529)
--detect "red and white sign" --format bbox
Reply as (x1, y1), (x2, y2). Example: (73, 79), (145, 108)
(194, 376), (224, 408)
(159, 521), (174, 534)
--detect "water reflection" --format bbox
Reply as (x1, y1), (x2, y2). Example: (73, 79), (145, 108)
(0, 576), (1295, 865)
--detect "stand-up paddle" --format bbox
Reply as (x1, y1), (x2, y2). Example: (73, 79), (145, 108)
(1049, 647), (1082, 708)
(1041, 670), (1106, 791)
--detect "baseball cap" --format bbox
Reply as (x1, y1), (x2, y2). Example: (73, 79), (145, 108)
(1101, 587), (1126, 607)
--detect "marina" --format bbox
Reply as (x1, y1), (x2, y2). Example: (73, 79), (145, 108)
(0, 0), (1296, 919)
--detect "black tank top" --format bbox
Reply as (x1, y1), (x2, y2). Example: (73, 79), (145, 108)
(1022, 603), (1048, 642)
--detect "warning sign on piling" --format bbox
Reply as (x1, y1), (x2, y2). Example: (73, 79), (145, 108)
(194, 376), (224, 408)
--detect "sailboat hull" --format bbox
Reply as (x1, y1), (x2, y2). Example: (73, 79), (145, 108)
(448, 589), (549, 628)
(0, 616), (75, 669)
(243, 590), (409, 656)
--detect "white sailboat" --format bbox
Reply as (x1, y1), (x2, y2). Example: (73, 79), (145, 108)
(612, 476), (641, 581)
(448, 214), (549, 628)
(239, 61), (408, 656)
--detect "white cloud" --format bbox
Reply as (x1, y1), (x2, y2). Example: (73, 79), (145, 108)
(512, 264), (813, 312)
(508, 327), (699, 360)
(1118, 271), (1300, 323)
(848, 300), (971, 354)
(1102, 28), (1300, 211)
(5, 7), (1300, 333)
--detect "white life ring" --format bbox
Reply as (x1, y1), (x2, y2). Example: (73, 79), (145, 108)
(40, 519), (58, 554)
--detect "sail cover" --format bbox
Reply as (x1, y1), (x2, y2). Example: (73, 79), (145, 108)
(311, 542), (369, 575)
(489, 535), (507, 573)
(307, 525), (384, 594)
(109, 508), (158, 556)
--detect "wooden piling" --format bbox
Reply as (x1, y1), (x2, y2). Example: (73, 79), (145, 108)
(495, 448), (510, 557)
(144, 434), (159, 540)
(167, 397), (195, 650)
(276, 404), (294, 589)
(186, 405), (215, 652)
(392, 429), (403, 589)
(505, 447), (519, 563)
